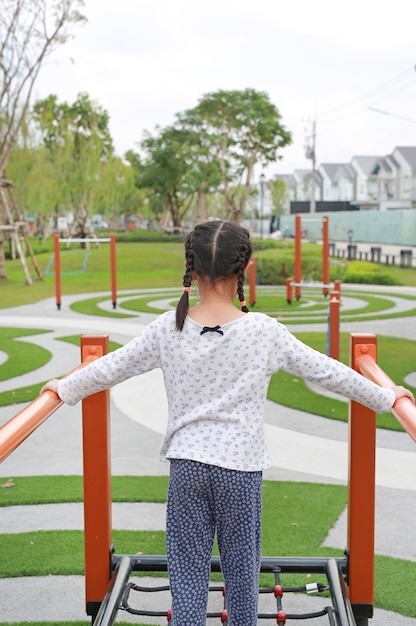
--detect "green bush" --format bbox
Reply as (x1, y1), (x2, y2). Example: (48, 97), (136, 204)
(115, 231), (185, 243)
(255, 255), (341, 285)
(343, 261), (399, 286)
(255, 257), (293, 284)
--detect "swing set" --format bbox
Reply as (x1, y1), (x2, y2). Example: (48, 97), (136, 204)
(51, 234), (117, 310)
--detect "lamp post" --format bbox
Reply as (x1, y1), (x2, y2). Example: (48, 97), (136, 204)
(260, 173), (265, 238)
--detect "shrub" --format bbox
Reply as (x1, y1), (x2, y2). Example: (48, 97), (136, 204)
(343, 261), (399, 286)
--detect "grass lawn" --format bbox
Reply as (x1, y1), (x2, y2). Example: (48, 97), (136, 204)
(1, 236), (415, 623)
(1, 235), (416, 308)
(1, 476), (415, 619)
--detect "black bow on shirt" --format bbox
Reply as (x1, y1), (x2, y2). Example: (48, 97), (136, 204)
(200, 325), (224, 336)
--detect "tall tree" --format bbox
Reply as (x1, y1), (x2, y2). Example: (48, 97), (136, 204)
(270, 178), (289, 216)
(131, 125), (198, 231)
(32, 92), (113, 237)
(179, 88), (292, 222)
(0, 0), (86, 278)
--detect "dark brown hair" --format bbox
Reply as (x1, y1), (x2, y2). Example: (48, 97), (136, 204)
(175, 220), (252, 331)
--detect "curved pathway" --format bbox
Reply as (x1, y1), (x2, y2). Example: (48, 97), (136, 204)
(1, 285), (415, 624)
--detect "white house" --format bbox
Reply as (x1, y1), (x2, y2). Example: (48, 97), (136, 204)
(271, 146), (416, 211)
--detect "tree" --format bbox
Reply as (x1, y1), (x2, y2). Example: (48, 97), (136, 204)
(32, 92), (113, 237)
(94, 154), (148, 229)
(0, 0), (86, 279)
(270, 178), (288, 216)
(179, 88), (292, 222)
(6, 116), (61, 228)
(131, 125), (199, 231)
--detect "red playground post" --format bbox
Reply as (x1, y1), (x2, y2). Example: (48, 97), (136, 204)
(248, 258), (256, 307)
(53, 234), (62, 310)
(287, 215), (333, 304)
(110, 234), (117, 309)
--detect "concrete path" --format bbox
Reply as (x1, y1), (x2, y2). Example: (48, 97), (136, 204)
(1, 284), (415, 624)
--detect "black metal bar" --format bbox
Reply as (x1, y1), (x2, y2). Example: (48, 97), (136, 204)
(326, 559), (356, 626)
(111, 553), (348, 575)
(93, 555), (132, 626)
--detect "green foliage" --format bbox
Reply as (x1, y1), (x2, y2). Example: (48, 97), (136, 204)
(255, 256), (293, 284)
(269, 178), (289, 215)
(131, 124), (205, 228)
(178, 88), (292, 221)
(31, 93), (113, 225)
(115, 231), (185, 243)
(343, 260), (399, 286)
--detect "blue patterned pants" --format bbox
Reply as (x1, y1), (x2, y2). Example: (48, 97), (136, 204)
(167, 459), (263, 626)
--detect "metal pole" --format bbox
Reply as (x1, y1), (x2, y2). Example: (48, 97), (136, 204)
(110, 234), (117, 309)
(54, 234), (61, 310)
(295, 215), (302, 300)
(260, 173), (265, 238)
(348, 334), (377, 621)
(311, 119), (316, 213)
(82, 335), (112, 620)
(322, 216), (329, 296)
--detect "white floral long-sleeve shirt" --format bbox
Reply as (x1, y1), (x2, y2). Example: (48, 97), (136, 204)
(57, 311), (396, 471)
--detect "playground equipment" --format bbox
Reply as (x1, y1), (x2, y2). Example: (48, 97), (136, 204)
(327, 289), (341, 360)
(286, 215), (334, 304)
(1, 334), (415, 625)
(52, 234), (117, 310)
(247, 257), (256, 306)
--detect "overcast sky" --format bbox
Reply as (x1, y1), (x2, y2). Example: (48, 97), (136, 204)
(35, 0), (416, 179)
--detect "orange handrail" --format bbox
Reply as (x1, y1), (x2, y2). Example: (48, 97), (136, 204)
(356, 351), (416, 444)
(0, 390), (63, 464)
(0, 350), (105, 463)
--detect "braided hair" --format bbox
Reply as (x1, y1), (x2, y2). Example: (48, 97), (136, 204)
(175, 220), (252, 331)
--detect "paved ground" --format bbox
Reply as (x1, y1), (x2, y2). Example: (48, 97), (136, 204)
(0, 284), (415, 624)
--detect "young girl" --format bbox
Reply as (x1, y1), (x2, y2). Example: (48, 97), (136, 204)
(42, 220), (414, 626)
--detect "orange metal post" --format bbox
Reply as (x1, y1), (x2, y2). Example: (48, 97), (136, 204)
(81, 335), (113, 619)
(328, 291), (340, 360)
(54, 234), (61, 310)
(334, 279), (341, 295)
(294, 215), (302, 300)
(110, 234), (117, 309)
(248, 258), (256, 306)
(348, 333), (377, 621)
(322, 216), (329, 296)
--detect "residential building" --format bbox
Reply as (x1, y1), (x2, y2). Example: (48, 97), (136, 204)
(274, 145), (416, 212)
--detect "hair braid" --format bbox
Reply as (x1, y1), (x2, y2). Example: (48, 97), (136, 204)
(237, 244), (249, 313)
(175, 233), (194, 330)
